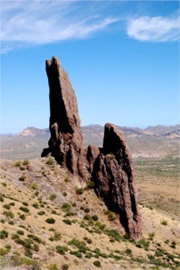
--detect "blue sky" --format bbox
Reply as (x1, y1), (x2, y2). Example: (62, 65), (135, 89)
(1, 1), (179, 133)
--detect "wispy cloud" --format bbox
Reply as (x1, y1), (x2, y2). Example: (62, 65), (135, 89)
(0, 1), (118, 53)
(127, 16), (180, 42)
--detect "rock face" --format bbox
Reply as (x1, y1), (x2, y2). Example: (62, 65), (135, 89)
(42, 57), (86, 182)
(88, 124), (142, 238)
(42, 56), (142, 238)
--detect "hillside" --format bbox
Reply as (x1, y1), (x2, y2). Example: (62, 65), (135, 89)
(1, 125), (179, 160)
(0, 157), (180, 270)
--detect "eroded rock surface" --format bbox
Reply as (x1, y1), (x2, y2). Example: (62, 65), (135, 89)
(42, 56), (141, 238)
(42, 57), (86, 182)
(90, 124), (142, 238)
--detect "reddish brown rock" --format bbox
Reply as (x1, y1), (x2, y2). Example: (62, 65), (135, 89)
(42, 57), (86, 182)
(91, 124), (142, 238)
(42, 56), (141, 238)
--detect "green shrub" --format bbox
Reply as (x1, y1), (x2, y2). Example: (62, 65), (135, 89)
(125, 248), (132, 255)
(0, 248), (9, 256)
(62, 264), (69, 270)
(19, 175), (26, 182)
(0, 230), (8, 239)
(87, 181), (95, 188)
(3, 210), (14, 218)
(17, 230), (24, 235)
(69, 250), (82, 258)
(12, 233), (20, 240)
(63, 219), (72, 225)
(37, 210), (45, 216)
(161, 220), (168, 226)
(93, 261), (101, 267)
(22, 160), (29, 165)
(92, 215), (98, 221)
(76, 188), (83, 195)
(20, 214), (26, 220)
(19, 206), (29, 213)
(46, 157), (54, 166)
(61, 203), (71, 213)
(48, 264), (58, 270)
(27, 234), (41, 243)
(3, 204), (11, 210)
(136, 238), (150, 249)
(32, 203), (39, 209)
(31, 183), (38, 190)
(49, 193), (56, 201)
(84, 208), (90, 213)
(84, 214), (91, 220)
(56, 245), (66, 255)
(46, 218), (55, 224)
(0, 194), (4, 202)
(14, 161), (21, 167)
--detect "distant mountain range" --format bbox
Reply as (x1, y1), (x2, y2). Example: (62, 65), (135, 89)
(1, 125), (179, 160)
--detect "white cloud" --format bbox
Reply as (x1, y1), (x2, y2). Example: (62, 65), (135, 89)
(0, 0), (118, 53)
(127, 16), (180, 42)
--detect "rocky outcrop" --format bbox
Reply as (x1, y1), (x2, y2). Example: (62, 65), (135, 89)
(89, 124), (142, 238)
(41, 57), (86, 182)
(42, 56), (141, 238)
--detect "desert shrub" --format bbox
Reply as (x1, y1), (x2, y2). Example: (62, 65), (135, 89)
(14, 161), (21, 167)
(0, 230), (8, 239)
(87, 181), (95, 188)
(48, 264), (58, 270)
(37, 210), (45, 216)
(3, 204), (10, 210)
(125, 248), (132, 255)
(22, 160), (29, 165)
(64, 177), (69, 183)
(56, 245), (66, 255)
(136, 238), (150, 249)
(0, 248), (9, 256)
(27, 234), (41, 243)
(85, 252), (93, 259)
(9, 202), (15, 206)
(76, 188), (83, 195)
(93, 261), (101, 267)
(95, 222), (106, 230)
(84, 207), (90, 213)
(83, 237), (92, 244)
(148, 232), (155, 240)
(0, 193), (4, 202)
(32, 203), (39, 209)
(17, 230), (24, 235)
(20, 214), (26, 220)
(84, 214), (91, 220)
(46, 218), (55, 224)
(49, 193), (56, 201)
(161, 220), (168, 226)
(3, 210), (14, 218)
(61, 203), (71, 213)
(31, 183), (38, 190)
(46, 157), (54, 166)
(33, 243), (39, 252)
(19, 206), (29, 213)
(170, 241), (176, 249)
(62, 264), (69, 270)
(0, 219), (5, 223)
(92, 215), (98, 221)
(12, 233), (20, 240)
(19, 175), (26, 182)
(105, 229), (121, 242)
(69, 250), (82, 258)
(5, 244), (11, 250)
(8, 220), (14, 225)
(63, 219), (72, 225)
(68, 238), (87, 253)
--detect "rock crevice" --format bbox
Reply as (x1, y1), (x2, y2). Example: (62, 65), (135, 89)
(42, 56), (142, 238)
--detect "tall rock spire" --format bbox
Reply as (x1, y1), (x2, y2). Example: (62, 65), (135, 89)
(42, 57), (86, 182)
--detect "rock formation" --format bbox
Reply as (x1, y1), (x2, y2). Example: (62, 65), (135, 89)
(42, 56), (142, 238)
(41, 57), (86, 182)
(87, 124), (142, 238)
